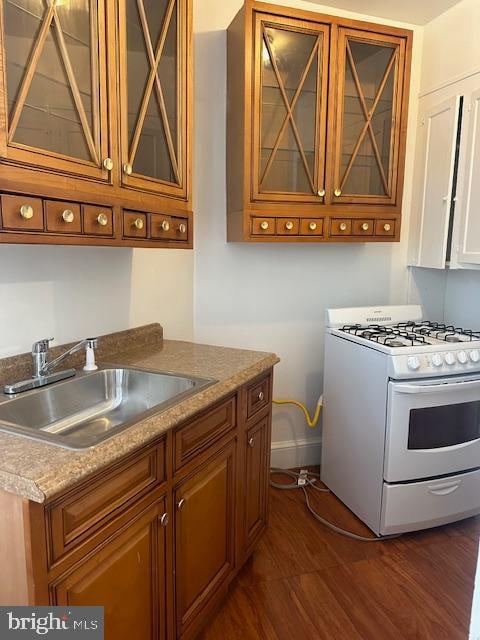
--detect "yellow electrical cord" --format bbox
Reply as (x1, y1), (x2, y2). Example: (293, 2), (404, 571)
(273, 398), (322, 428)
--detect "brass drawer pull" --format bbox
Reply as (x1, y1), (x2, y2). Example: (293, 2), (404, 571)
(334, 188), (342, 197)
(103, 157), (114, 171)
(309, 221), (317, 231)
(384, 223), (392, 232)
(248, 436), (255, 448)
(260, 221), (269, 230)
(161, 220), (170, 232)
(285, 221), (294, 231)
(97, 213), (109, 226)
(20, 204), (34, 220)
(317, 189), (325, 197)
(339, 222), (348, 232)
(62, 209), (75, 223)
(133, 218), (144, 230)
(178, 223), (187, 234)
(258, 391), (265, 402)
(361, 222), (370, 231)
(123, 163), (133, 176)
(177, 498), (186, 511)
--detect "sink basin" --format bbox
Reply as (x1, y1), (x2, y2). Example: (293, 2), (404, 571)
(0, 367), (215, 449)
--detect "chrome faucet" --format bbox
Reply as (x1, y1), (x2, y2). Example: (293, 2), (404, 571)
(4, 337), (98, 395)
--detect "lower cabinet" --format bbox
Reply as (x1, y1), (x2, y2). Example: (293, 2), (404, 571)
(1, 370), (274, 640)
(174, 442), (236, 637)
(50, 497), (168, 640)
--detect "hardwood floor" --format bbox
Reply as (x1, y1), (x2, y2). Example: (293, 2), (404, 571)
(199, 475), (480, 639)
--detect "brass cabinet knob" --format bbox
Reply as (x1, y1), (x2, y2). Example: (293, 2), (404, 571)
(20, 204), (34, 220)
(160, 513), (169, 527)
(97, 213), (109, 226)
(103, 157), (114, 171)
(161, 220), (170, 232)
(62, 209), (75, 223)
(334, 188), (342, 197)
(133, 217), (144, 230)
(258, 390), (265, 401)
(339, 222), (348, 232)
(178, 223), (187, 234)
(309, 221), (317, 231)
(361, 222), (370, 231)
(177, 498), (186, 511)
(317, 189), (326, 197)
(248, 436), (255, 448)
(123, 163), (133, 176)
(384, 223), (392, 232)
(285, 221), (294, 231)
(260, 221), (269, 230)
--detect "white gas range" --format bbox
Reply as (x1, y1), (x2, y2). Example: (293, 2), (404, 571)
(321, 305), (480, 536)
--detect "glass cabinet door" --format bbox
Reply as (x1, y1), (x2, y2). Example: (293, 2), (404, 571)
(252, 13), (329, 203)
(119, 0), (188, 199)
(332, 29), (407, 205)
(0, 0), (109, 180)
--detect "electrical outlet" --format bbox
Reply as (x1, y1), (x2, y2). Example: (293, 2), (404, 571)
(297, 469), (308, 486)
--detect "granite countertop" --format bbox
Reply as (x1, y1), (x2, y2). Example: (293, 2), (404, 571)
(0, 326), (279, 504)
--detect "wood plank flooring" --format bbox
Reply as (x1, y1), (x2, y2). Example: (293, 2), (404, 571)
(199, 475), (480, 640)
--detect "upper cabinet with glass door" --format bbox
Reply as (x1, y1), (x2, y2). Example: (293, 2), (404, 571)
(227, 1), (412, 243)
(119, 0), (189, 200)
(0, 0), (110, 181)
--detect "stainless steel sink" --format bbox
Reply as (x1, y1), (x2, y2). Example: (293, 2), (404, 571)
(0, 367), (215, 449)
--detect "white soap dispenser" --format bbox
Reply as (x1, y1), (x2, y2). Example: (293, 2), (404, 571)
(83, 339), (98, 372)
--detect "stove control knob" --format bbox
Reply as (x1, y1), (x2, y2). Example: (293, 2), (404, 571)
(470, 350), (480, 363)
(445, 352), (456, 366)
(407, 356), (421, 371)
(431, 353), (443, 367)
(458, 351), (468, 364)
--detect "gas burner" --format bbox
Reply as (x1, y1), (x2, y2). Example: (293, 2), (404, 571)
(402, 321), (480, 343)
(340, 324), (431, 347)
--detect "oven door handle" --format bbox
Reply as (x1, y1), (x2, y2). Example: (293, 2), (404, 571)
(393, 379), (480, 394)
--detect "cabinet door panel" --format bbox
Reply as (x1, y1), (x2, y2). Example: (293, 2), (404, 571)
(0, 0), (110, 181)
(119, 0), (189, 200)
(252, 13), (329, 203)
(457, 89), (480, 265)
(51, 499), (168, 640)
(332, 29), (407, 205)
(174, 442), (235, 636)
(415, 96), (461, 269)
(245, 417), (269, 552)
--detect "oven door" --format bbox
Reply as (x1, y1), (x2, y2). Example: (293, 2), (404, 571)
(385, 374), (480, 482)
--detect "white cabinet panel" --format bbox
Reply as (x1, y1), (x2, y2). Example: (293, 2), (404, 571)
(457, 89), (480, 265)
(416, 96), (461, 269)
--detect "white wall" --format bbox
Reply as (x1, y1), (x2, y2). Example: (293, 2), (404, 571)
(193, 0), (424, 466)
(0, 246), (193, 358)
(418, 0), (480, 329)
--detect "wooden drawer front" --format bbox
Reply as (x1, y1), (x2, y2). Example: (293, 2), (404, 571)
(171, 217), (189, 240)
(45, 201), (82, 234)
(83, 205), (114, 236)
(247, 374), (270, 419)
(352, 219), (374, 236)
(1, 194), (43, 231)
(124, 211), (147, 238)
(275, 218), (299, 235)
(330, 218), (352, 236)
(47, 442), (166, 565)
(151, 214), (175, 239)
(251, 217), (275, 235)
(300, 218), (324, 236)
(375, 219), (396, 236)
(174, 396), (236, 470)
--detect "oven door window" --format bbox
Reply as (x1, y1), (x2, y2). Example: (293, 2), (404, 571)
(408, 401), (480, 449)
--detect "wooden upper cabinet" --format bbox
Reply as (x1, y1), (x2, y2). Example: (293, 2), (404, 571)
(118, 0), (189, 200)
(227, 1), (412, 243)
(0, 0), (110, 181)
(252, 13), (329, 203)
(331, 29), (407, 206)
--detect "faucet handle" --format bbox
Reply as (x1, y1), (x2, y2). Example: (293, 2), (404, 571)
(32, 338), (54, 354)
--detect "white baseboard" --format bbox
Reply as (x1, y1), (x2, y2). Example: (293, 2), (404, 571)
(270, 437), (322, 469)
